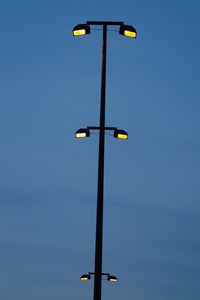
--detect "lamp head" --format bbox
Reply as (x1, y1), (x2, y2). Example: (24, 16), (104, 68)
(119, 24), (137, 38)
(73, 24), (91, 36)
(107, 275), (118, 282)
(75, 128), (90, 138)
(114, 129), (128, 140)
(80, 274), (91, 281)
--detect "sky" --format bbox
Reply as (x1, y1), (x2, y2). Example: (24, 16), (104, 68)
(0, 0), (200, 299)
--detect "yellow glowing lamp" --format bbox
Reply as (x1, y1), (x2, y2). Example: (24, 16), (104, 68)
(107, 275), (118, 282)
(80, 274), (91, 281)
(114, 129), (128, 140)
(119, 25), (137, 38)
(73, 24), (90, 36)
(75, 128), (90, 138)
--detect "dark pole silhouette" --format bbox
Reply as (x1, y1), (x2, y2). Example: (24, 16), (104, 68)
(93, 23), (107, 300)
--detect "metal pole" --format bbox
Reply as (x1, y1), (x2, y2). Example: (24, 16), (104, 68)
(93, 24), (107, 300)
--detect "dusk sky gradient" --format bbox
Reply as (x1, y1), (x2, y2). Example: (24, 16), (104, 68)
(0, 0), (200, 299)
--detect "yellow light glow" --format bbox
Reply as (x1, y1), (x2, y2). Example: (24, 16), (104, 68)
(110, 278), (118, 282)
(80, 277), (89, 281)
(124, 30), (137, 38)
(73, 29), (86, 36)
(117, 134), (128, 139)
(76, 132), (87, 138)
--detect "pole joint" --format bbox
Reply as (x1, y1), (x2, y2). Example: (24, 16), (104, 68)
(89, 272), (110, 276)
(87, 126), (117, 131)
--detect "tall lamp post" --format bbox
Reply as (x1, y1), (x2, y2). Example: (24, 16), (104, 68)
(72, 21), (137, 300)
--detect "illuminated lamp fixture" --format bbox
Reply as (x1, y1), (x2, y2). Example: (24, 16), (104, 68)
(80, 274), (91, 281)
(113, 129), (128, 140)
(119, 24), (137, 38)
(73, 24), (91, 36)
(75, 128), (90, 138)
(107, 275), (118, 282)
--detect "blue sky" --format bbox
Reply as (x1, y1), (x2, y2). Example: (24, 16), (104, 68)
(0, 0), (200, 299)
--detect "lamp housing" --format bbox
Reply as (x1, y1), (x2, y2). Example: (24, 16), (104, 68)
(73, 24), (91, 36)
(75, 128), (90, 138)
(80, 274), (91, 281)
(114, 129), (128, 140)
(107, 275), (118, 282)
(119, 24), (137, 38)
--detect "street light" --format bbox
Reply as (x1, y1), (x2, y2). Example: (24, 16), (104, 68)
(80, 272), (118, 283)
(72, 22), (137, 38)
(80, 274), (91, 281)
(75, 128), (90, 138)
(73, 24), (91, 36)
(113, 129), (128, 140)
(73, 21), (137, 300)
(75, 127), (128, 140)
(107, 275), (118, 282)
(119, 24), (137, 38)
